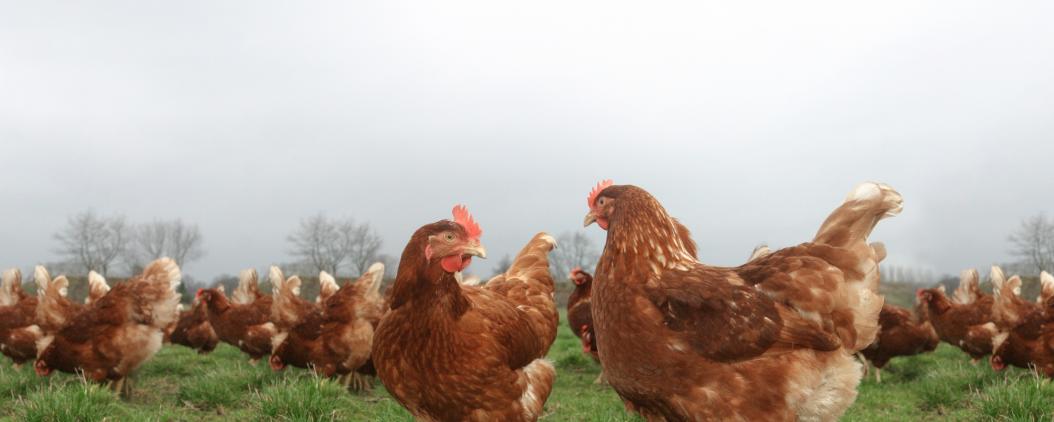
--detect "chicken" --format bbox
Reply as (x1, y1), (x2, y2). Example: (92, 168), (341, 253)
(582, 181), (900, 421)
(373, 206), (559, 421)
(567, 267), (602, 384)
(169, 297), (219, 354)
(197, 270), (275, 363)
(989, 269), (1054, 377)
(268, 269), (324, 372)
(34, 258), (182, 395)
(990, 324), (1054, 378)
(0, 268), (42, 366)
(860, 304), (939, 382)
(271, 264), (387, 391)
(916, 283), (996, 361)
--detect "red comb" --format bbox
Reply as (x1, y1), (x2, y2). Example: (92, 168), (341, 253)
(452, 205), (482, 241)
(587, 179), (614, 208)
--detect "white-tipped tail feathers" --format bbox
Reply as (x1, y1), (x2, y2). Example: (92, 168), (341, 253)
(361, 263), (385, 299)
(844, 182), (904, 218)
(990, 266), (1019, 297)
(86, 271), (111, 305)
(34, 266), (53, 298)
(1039, 271), (1054, 304)
(34, 266), (72, 331)
(815, 182), (903, 250)
(0, 268), (22, 306)
(139, 258), (183, 329)
(269, 266), (290, 295)
(318, 271), (339, 304)
(271, 266), (304, 329)
(233, 269), (260, 305)
(952, 269), (980, 305)
(747, 245), (771, 262)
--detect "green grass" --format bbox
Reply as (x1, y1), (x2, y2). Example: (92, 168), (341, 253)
(2, 321), (1050, 421)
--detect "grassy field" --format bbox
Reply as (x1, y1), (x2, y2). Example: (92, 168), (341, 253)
(2, 318), (1052, 421)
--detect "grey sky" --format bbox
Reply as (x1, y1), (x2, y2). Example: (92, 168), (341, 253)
(2, 1), (1053, 283)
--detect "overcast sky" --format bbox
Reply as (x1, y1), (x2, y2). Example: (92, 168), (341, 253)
(2, 1), (1052, 283)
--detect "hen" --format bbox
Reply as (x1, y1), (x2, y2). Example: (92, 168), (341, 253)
(0, 268), (42, 366)
(989, 270), (1054, 377)
(267, 268), (325, 372)
(567, 267), (598, 370)
(373, 206), (558, 421)
(34, 258), (182, 395)
(860, 304), (939, 382)
(198, 269), (275, 363)
(583, 181), (900, 420)
(916, 269), (997, 362)
(271, 264), (386, 391)
(169, 296), (219, 354)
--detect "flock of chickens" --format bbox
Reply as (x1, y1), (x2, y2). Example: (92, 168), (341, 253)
(0, 181), (1050, 420)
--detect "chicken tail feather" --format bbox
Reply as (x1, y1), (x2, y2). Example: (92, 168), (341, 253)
(136, 258), (183, 329)
(0, 268), (22, 306)
(270, 266), (304, 329)
(233, 269), (260, 305)
(86, 271), (111, 305)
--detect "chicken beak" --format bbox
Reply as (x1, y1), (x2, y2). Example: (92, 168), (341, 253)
(583, 212), (597, 227)
(462, 243), (487, 259)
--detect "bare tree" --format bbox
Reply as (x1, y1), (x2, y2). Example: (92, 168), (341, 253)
(342, 221), (383, 275)
(288, 214), (383, 277)
(52, 211), (129, 276)
(125, 219), (205, 272)
(551, 231), (599, 281)
(1008, 213), (1054, 274)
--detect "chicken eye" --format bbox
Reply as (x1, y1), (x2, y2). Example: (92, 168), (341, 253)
(598, 197), (606, 206)
(445, 233), (456, 242)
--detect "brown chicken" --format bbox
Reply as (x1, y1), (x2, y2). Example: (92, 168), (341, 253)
(916, 283), (995, 361)
(271, 264), (386, 391)
(169, 297), (220, 354)
(860, 304), (939, 382)
(583, 181), (900, 420)
(198, 270), (275, 363)
(567, 267), (602, 383)
(373, 206), (558, 421)
(989, 269), (1054, 377)
(0, 268), (42, 366)
(34, 258), (182, 395)
(267, 268), (324, 372)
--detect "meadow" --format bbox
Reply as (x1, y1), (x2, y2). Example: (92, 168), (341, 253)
(2, 314), (1052, 421)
